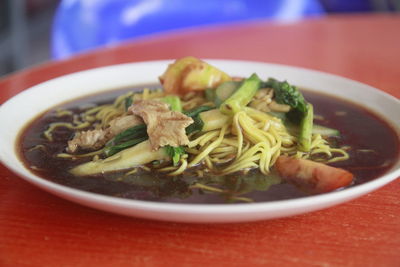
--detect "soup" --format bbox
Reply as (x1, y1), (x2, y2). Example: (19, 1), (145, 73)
(17, 57), (400, 204)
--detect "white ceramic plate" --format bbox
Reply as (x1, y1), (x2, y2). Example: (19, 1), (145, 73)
(0, 60), (399, 223)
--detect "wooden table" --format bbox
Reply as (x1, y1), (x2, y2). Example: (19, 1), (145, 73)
(1, 14), (399, 266)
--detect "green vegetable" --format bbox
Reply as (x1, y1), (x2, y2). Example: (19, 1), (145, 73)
(184, 105), (214, 134)
(165, 145), (186, 166)
(70, 140), (168, 176)
(264, 78), (307, 116)
(104, 136), (147, 157)
(185, 115), (205, 135)
(267, 111), (287, 120)
(184, 105), (214, 117)
(104, 124), (148, 156)
(124, 96), (133, 111)
(312, 124), (340, 137)
(205, 88), (216, 103)
(161, 95), (182, 112)
(107, 124), (147, 146)
(198, 109), (229, 132)
(213, 81), (242, 107)
(298, 103), (313, 152)
(264, 78), (312, 152)
(220, 73), (262, 115)
(185, 107), (229, 134)
(287, 123), (340, 138)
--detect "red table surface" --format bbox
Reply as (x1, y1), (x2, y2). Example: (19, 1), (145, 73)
(0, 14), (399, 267)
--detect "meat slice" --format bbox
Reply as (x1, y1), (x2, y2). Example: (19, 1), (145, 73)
(67, 114), (143, 153)
(129, 100), (193, 150)
(108, 114), (143, 136)
(68, 128), (110, 153)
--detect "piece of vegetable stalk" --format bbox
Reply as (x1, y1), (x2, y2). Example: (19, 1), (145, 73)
(298, 103), (313, 152)
(70, 140), (168, 176)
(206, 81), (242, 107)
(219, 73), (262, 115)
(161, 95), (182, 112)
(184, 106), (228, 134)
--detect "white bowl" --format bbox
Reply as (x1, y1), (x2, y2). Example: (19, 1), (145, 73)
(0, 60), (399, 223)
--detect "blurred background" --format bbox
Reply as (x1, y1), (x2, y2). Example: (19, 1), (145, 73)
(1, 0), (399, 78)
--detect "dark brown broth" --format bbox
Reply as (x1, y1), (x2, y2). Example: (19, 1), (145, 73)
(18, 87), (400, 203)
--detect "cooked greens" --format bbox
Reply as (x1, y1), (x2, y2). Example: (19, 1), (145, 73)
(264, 78), (308, 116)
(161, 95), (182, 112)
(264, 78), (313, 151)
(208, 80), (242, 107)
(220, 73), (262, 115)
(165, 145), (186, 166)
(104, 124), (148, 156)
(184, 105), (214, 134)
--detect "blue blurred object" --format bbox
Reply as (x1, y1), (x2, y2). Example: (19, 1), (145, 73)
(52, 0), (326, 59)
(320, 0), (373, 12)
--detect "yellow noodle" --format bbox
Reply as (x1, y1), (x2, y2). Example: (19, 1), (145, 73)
(181, 92), (211, 110)
(158, 166), (177, 172)
(28, 144), (46, 152)
(188, 130), (219, 148)
(84, 105), (108, 115)
(185, 148), (200, 155)
(95, 106), (124, 126)
(327, 149), (349, 163)
(188, 125), (227, 167)
(56, 109), (73, 117)
(114, 91), (134, 108)
(167, 158), (188, 176)
(222, 142), (276, 175)
(199, 132), (221, 146)
(82, 114), (96, 122)
(196, 169), (204, 178)
(210, 146), (236, 154)
(142, 88), (150, 100)
(57, 149), (103, 159)
(204, 156), (214, 170)
(221, 138), (240, 147)
(238, 113), (269, 144)
(140, 165), (151, 172)
(209, 154), (235, 164)
(190, 183), (224, 193)
(233, 112), (244, 158)
(125, 168), (138, 175)
(44, 122), (91, 141)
